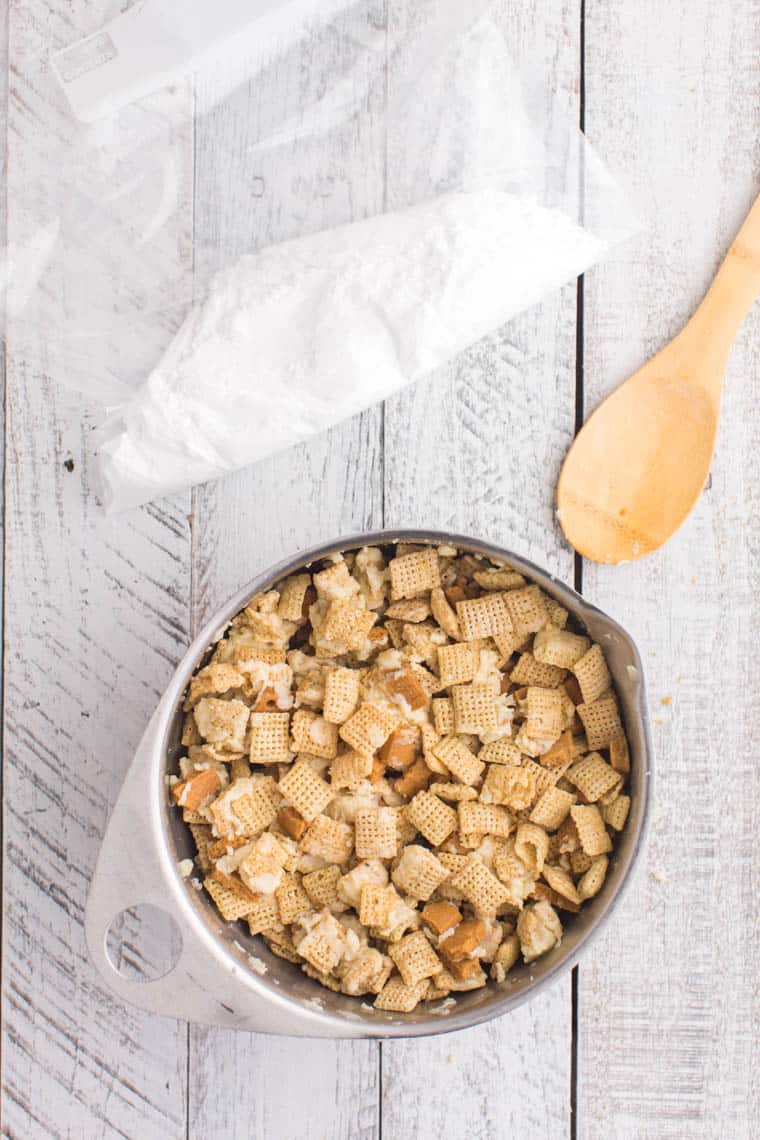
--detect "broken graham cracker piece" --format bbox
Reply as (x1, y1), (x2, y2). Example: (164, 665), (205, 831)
(394, 757), (432, 799)
(322, 667), (361, 725)
(379, 724), (421, 770)
(433, 734), (485, 786)
(385, 598), (431, 622)
(171, 768), (223, 812)
(249, 711), (291, 764)
(541, 730), (575, 768)
(339, 703), (399, 758)
(278, 806), (308, 842)
(421, 901), (462, 936)
(389, 931), (442, 986)
(572, 643), (612, 705)
(385, 669), (429, 712)
(389, 547), (441, 600)
(374, 977), (428, 1013)
(609, 732), (631, 775)
(405, 791), (458, 847)
(439, 918), (487, 962)
(571, 804), (613, 856)
(278, 760), (334, 822)
(430, 782), (478, 802)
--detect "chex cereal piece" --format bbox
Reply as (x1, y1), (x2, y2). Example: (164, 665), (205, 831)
(231, 756), (252, 781)
(455, 593), (513, 641)
(189, 822), (213, 872)
(358, 883), (399, 928)
(355, 807), (399, 860)
(458, 802), (513, 839)
(533, 627), (590, 669)
(385, 598), (431, 622)
(320, 597), (376, 648)
(492, 617), (523, 658)
(430, 587), (461, 639)
(181, 711), (201, 747)
(389, 547), (441, 600)
(302, 865), (343, 910)
(339, 703), (399, 757)
(337, 860), (388, 909)
(171, 768), (223, 812)
(195, 697), (250, 752)
(385, 669), (429, 711)
(340, 947), (394, 997)
(503, 585), (549, 636)
(410, 661), (444, 696)
(312, 560), (359, 601)
(437, 851), (469, 875)
(571, 805), (613, 856)
(542, 864), (581, 905)
(374, 977), (427, 1012)
(421, 901), (462, 936)
(450, 684), (498, 734)
(577, 696), (624, 751)
(437, 643), (478, 689)
(330, 750), (373, 791)
(566, 753), (621, 803)
(275, 873), (311, 924)
(439, 918), (486, 962)
(238, 833), (290, 894)
(433, 735), (485, 786)
(478, 738), (522, 766)
(514, 822), (550, 873)
(572, 644), (612, 705)
(420, 724), (449, 776)
(291, 709), (339, 760)
(530, 786), (576, 831)
(277, 573), (312, 622)
(609, 732), (631, 775)
(297, 914), (347, 974)
(480, 764), (537, 812)
(389, 931), (442, 986)
(246, 895), (285, 937)
(267, 936), (302, 964)
(541, 730), (575, 768)
(570, 850), (593, 876)
(323, 667), (361, 725)
(603, 793), (631, 832)
(204, 872), (258, 922)
(520, 758), (571, 798)
(406, 791), (457, 846)
(578, 855), (609, 899)
(391, 845), (449, 900)
(517, 900), (562, 963)
(184, 663), (244, 709)
(450, 858), (510, 916)
(432, 697), (455, 734)
(525, 687), (565, 740)
(490, 933), (521, 982)
(249, 711), (291, 763)
(473, 568), (525, 591)
(230, 780), (280, 836)
(301, 964), (342, 992)
(300, 815), (354, 864)
(430, 782), (478, 802)
(545, 598), (569, 628)
(278, 760), (334, 822)
(207, 832), (248, 862)
(510, 654), (567, 689)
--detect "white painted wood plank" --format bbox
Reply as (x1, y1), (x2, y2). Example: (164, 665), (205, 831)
(579, 2), (760, 1137)
(187, 5), (386, 1136)
(1, 3), (194, 1137)
(380, 2), (580, 1136)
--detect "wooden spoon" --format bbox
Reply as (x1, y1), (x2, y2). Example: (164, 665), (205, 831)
(557, 191), (760, 564)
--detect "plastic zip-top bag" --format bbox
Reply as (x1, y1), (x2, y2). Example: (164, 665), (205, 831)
(17, 0), (635, 509)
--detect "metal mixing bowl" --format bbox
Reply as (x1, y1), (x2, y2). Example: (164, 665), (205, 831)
(85, 530), (652, 1037)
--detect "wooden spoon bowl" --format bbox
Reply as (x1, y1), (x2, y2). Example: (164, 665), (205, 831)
(557, 192), (760, 563)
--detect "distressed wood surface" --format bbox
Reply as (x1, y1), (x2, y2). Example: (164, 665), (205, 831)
(2, 1), (760, 1138)
(578, 3), (760, 1138)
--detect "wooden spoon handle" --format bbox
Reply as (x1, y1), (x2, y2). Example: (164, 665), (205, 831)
(690, 191), (760, 360)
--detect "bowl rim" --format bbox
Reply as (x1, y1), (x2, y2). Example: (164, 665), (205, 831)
(96, 529), (653, 1037)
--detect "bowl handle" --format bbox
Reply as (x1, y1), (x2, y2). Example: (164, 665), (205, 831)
(84, 707), (354, 1037)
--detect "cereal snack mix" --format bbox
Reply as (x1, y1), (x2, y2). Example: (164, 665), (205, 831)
(171, 542), (632, 1013)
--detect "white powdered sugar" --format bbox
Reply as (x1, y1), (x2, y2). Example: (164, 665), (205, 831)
(99, 188), (604, 510)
